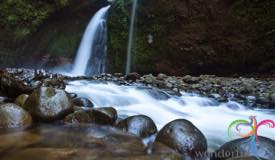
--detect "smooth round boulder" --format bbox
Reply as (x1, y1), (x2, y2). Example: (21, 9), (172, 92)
(155, 119), (207, 157)
(0, 103), (32, 128)
(23, 87), (73, 121)
(64, 107), (118, 125)
(93, 107), (117, 124)
(64, 110), (92, 124)
(211, 136), (275, 160)
(15, 94), (29, 107)
(72, 97), (94, 108)
(116, 115), (157, 138)
(86, 107), (117, 125)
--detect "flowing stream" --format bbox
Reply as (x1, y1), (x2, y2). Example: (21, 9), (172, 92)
(71, 5), (110, 76)
(66, 80), (275, 151)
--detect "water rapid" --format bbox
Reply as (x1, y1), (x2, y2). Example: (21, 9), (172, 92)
(126, 0), (138, 74)
(66, 80), (275, 151)
(71, 5), (110, 76)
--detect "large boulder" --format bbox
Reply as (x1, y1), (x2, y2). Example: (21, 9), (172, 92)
(116, 115), (157, 138)
(155, 119), (207, 158)
(108, 0), (275, 75)
(0, 103), (32, 128)
(93, 107), (118, 124)
(23, 87), (73, 121)
(64, 107), (117, 125)
(64, 110), (92, 124)
(211, 136), (275, 160)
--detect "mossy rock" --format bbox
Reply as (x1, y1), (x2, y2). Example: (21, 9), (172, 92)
(23, 87), (73, 121)
(15, 94), (29, 107)
(0, 103), (32, 129)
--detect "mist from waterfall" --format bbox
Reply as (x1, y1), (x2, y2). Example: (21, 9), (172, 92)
(126, 0), (138, 74)
(71, 5), (110, 76)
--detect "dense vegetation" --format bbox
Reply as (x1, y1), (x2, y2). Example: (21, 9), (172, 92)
(108, 0), (275, 75)
(0, 0), (71, 39)
(0, 0), (106, 68)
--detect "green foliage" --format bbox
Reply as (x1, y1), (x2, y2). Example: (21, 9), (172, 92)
(0, 0), (72, 39)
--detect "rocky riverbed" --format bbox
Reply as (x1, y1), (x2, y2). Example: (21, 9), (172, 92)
(0, 68), (274, 160)
(66, 72), (275, 109)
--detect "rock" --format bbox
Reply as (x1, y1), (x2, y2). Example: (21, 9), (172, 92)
(162, 89), (182, 97)
(69, 93), (77, 99)
(42, 77), (65, 89)
(87, 108), (117, 125)
(155, 119), (207, 157)
(72, 97), (94, 108)
(0, 71), (34, 98)
(125, 72), (140, 81)
(15, 94), (29, 107)
(23, 87), (73, 121)
(209, 93), (222, 99)
(157, 73), (167, 80)
(114, 73), (123, 77)
(166, 82), (173, 88)
(143, 74), (155, 84)
(239, 86), (252, 95)
(0, 103), (32, 128)
(116, 115), (157, 138)
(64, 110), (92, 124)
(65, 107), (117, 125)
(94, 107), (118, 124)
(182, 76), (200, 84)
(211, 136), (275, 160)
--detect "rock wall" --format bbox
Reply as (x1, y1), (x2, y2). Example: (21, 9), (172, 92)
(108, 0), (275, 75)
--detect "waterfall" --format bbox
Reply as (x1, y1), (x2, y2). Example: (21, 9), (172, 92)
(71, 5), (110, 76)
(126, 0), (138, 74)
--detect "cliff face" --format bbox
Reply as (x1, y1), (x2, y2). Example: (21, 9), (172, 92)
(108, 0), (275, 75)
(0, 0), (108, 69)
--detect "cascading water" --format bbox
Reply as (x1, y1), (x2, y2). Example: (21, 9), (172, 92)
(126, 0), (138, 74)
(66, 80), (275, 151)
(71, 5), (110, 76)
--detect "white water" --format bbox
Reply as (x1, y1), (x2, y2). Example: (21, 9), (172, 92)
(66, 80), (275, 151)
(126, 0), (138, 74)
(71, 6), (110, 76)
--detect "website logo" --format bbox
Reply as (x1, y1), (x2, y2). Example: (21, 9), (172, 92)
(228, 116), (275, 157)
